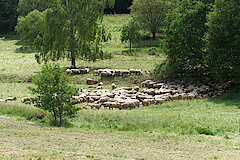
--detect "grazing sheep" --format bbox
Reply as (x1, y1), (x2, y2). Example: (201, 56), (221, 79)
(112, 83), (117, 90)
(0, 99), (6, 102)
(89, 103), (102, 110)
(88, 85), (96, 89)
(5, 97), (16, 101)
(86, 78), (99, 85)
(129, 69), (142, 75)
(71, 69), (80, 74)
(66, 69), (72, 74)
(21, 97), (31, 103)
(142, 99), (150, 106)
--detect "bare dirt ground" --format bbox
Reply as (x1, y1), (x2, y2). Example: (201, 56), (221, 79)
(0, 116), (239, 160)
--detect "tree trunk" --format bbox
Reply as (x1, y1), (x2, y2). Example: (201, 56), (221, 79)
(130, 41), (132, 55)
(59, 112), (62, 127)
(53, 110), (57, 126)
(152, 32), (156, 39)
(71, 51), (76, 69)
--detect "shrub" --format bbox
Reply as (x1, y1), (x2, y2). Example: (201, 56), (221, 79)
(29, 63), (78, 127)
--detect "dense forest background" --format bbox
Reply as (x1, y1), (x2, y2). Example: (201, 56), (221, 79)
(0, 0), (133, 32)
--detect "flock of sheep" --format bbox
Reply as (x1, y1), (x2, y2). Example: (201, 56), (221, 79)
(65, 68), (143, 76)
(1, 69), (229, 110)
(72, 79), (230, 110)
(93, 69), (142, 76)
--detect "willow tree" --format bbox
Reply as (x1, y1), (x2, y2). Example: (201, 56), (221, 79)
(34, 0), (114, 68)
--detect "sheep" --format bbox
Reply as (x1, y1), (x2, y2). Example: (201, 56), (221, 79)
(66, 69), (72, 74)
(112, 83), (117, 90)
(121, 70), (130, 76)
(93, 70), (99, 76)
(0, 99), (6, 102)
(5, 97), (16, 101)
(108, 102), (121, 110)
(96, 86), (102, 90)
(155, 98), (165, 104)
(102, 102), (112, 109)
(80, 68), (89, 74)
(142, 99), (150, 106)
(129, 69), (142, 75)
(71, 69), (80, 74)
(89, 103), (102, 110)
(86, 78), (99, 85)
(100, 71), (112, 77)
(21, 97), (31, 103)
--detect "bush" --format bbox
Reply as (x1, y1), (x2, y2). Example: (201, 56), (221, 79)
(15, 10), (46, 45)
(29, 63), (78, 127)
(205, 0), (240, 85)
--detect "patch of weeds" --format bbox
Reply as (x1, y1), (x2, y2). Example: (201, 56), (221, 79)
(224, 134), (230, 139)
(147, 47), (159, 56)
(195, 127), (216, 136)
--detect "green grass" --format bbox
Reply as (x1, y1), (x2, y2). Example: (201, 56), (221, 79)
(74, 91), (240, 136)
(0, 102), (45, 120)
(0, 15), (240, 159)
(0, 15), (165, 83)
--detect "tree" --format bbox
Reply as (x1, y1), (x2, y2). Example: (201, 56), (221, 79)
(130, 0), (173, 39)
(29, 63), (78, 127)
(17, 0), (114, 68)
(0, 0), (19, 32)
(121, 19), (141, 54)
(16, 10), (45, 44)
(17, 0), (51, 16)
(161, 0), (208, 81)
(205, 0), (240, 84)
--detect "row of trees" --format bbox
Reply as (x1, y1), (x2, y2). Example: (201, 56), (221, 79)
(161, 0), (240, 85)
(0, 0), (132, 33)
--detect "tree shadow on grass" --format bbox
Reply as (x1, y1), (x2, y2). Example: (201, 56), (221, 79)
(0, 32), (20, 41)
(209, 89), (240, 109)
(0, 32), (36, 54)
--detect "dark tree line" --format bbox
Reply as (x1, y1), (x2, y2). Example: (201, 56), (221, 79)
(0, 0), (131, 33)
(105, 0), (133, 14)
(0, 0), (19, 32)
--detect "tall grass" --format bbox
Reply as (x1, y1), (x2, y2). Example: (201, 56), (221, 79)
(74, 91), (240, 136)
(0, 102), (45, 120)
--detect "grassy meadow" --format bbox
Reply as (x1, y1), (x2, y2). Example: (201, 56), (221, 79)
(0, 15), (240, 160)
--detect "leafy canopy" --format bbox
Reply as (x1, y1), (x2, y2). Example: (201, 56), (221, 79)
(160, 0), (208, 81)
(205, 0), (240, 84)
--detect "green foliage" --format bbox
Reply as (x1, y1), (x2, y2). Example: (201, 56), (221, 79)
(130, 0), (173, 39)
(17, 0), (51, 16)
(121, 19), (141, 54)
(195, 127), (215, 135)
(0, 0), (19, 32)
(29, 63), (78, 127)
(15, 10), (46, 44)
(205, 0), (240, 85)
(33, 0), (113, 68)
(161, 0), (208, 81)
